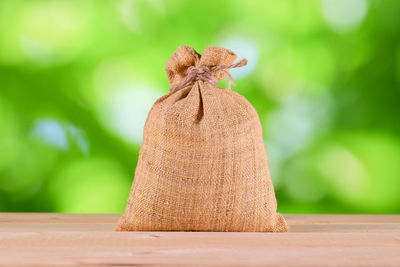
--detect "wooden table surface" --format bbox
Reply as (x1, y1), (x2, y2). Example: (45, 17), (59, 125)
(0, 213), (399, 266)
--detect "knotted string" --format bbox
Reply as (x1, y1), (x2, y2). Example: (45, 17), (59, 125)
(170, 58), (248, 93)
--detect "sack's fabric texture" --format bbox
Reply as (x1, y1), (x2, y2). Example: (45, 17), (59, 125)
(116, 45), (289, 232)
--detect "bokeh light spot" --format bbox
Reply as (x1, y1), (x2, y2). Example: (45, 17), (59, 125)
(67, 124), (90, 155)
(92, 58), (163, 144)
(219, 36), (259, 79)
(15, 0), (90, 63)
(321, 0), (368, 33)
(31, 119), (68, 150)
(120, 0), (140, 33)
(49, 158), (131, 213)
(318, 144), (368, 199)
(317, 132), (400, 212)
(20, 35), (53, 63)
(108, 85), (162, 144)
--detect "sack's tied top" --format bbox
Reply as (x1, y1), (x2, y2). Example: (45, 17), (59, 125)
(170, 55), (248, 93)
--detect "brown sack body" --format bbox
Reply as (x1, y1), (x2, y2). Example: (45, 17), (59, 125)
(116, 46), (289, 232)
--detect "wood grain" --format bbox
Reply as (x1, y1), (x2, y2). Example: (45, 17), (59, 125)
(0, 213), (399, 266)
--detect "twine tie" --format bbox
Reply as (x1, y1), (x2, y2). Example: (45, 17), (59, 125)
(170, 59), (247, 93)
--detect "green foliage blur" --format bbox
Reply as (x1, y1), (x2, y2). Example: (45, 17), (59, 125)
(0, 0), (399, 214)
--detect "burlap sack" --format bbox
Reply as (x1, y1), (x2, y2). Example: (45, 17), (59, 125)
(116, 45), (289, 232)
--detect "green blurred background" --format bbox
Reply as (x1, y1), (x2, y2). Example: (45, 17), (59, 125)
(1, 0), (399, 214)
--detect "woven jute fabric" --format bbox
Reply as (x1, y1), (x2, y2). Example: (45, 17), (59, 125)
(116, 46), (289, 232)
